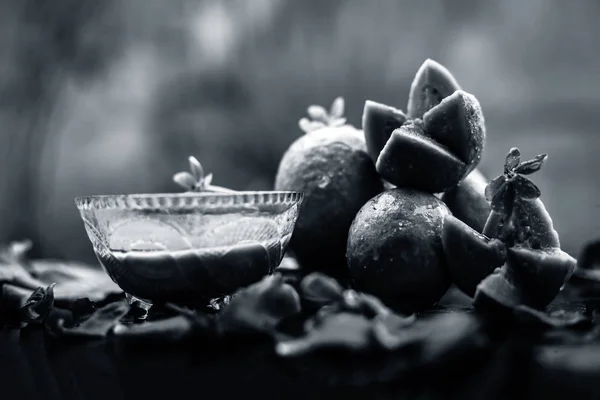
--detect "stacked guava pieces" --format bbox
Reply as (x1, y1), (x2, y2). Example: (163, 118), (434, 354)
(275, 59), (576, 315)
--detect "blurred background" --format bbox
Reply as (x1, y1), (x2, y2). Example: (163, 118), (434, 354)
(0, 0), (598, 264)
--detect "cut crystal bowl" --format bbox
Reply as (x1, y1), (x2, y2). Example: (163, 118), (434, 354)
(75, 191), (303, 307)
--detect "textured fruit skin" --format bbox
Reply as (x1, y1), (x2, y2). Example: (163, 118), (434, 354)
(441, 168), (490, 233)
(442, 215), (507, 297)
(275, 126), (383, 278)
(376, 124), (466, 193)
(346, 189), (451, 312)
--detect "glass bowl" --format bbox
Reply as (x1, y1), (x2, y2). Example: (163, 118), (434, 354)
(75, 191), (303, 308)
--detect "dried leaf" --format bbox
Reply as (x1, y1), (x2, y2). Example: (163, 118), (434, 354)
(173, 171), (196, 190)
(484, 175), (507, 202)
(53, 301), (130, 338)
(21, 283), (55, 323)
(329, 97), (345, 118)
(513, 305), (592, 329)
(504, 147), (521, 173)
(218, 275), (301, 335)
(514, 175), (541, 200)
(188, 156), (204, 181)
(299, 273), (344, 308)
(515, 153), (548, 175)
(307, 105), (329, 123)
(276, 313), (373, 356)
(113, 315), (194, 342)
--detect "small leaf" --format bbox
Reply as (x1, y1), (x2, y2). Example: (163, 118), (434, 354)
(514, 175), (541, 200)
(504, 147), (521, 173)
(202, 173), (213, 188)
(515, 153), (548, 175)
(173, 171), (196, 190)
(188, 156), (204, 181)
(330, 97), (345, 119)
(307, 105), (329, 123)
(303, 121), (327, 133)
(484, 175), (508, 202)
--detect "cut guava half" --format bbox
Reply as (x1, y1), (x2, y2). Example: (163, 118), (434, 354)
(422, 90), (485, 175)
(362, 100), (407, 164)
(407, 59), (461, 120)
(376, 123), (467, 193)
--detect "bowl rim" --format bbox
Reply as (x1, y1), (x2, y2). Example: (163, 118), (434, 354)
(74, 191), (304, 211)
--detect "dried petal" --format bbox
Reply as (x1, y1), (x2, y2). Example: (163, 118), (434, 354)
(513, 175), (541, 200)
(484, 175), (508, 202)
(202, 173), (213, 188)
(173, 171), (196, 190)
(298, 117), (312, 133)
(329, 117), (347, 127)
(504, 147), (521, 173)
(329, 97), (345, 119)
(188, 156), (204, 181)
(515, 153), (548, 175)
(307, 105), (329, 123)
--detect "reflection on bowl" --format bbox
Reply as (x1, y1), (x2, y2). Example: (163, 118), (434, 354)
(75, 191), (303, 307)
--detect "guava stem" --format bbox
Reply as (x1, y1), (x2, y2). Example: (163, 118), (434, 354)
(482, 210), (505, 239)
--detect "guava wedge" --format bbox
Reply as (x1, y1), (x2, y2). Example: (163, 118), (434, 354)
(504, 246), (576, 309)
(442, 215), (507, 297)
(376, 123), (467, 193)
(362, 100), (407, 164)
(407, 59), (461, 120)
(441, 168), (490, 233)
(507, 198), (561, 250)
(422, 90), (485, 176)
(473, 269), (524, 315)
